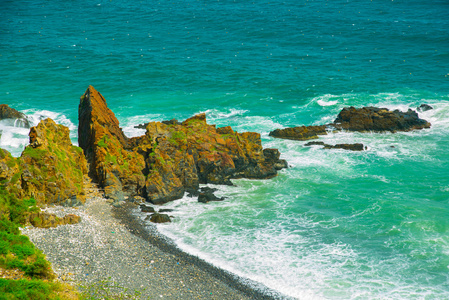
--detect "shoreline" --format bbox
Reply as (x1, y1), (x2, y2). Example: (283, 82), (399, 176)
(113, 202), (289, 300)
(21, 191), (290, 300)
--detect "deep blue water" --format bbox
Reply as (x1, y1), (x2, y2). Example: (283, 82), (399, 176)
(1, 1), (449, 298)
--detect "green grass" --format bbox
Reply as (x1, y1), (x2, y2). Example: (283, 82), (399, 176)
(0, 186), (77, 299)
(79, 277), (145, 300)
(97, 136), (108, 148)
(0, 278), (57, 300)
(21, 147), (47, 162)
(169, 131), (187, 147)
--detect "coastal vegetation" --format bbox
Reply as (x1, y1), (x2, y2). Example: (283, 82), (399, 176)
(0, 187), (78, 299)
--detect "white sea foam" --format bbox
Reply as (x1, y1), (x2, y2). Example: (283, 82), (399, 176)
(203, 108), (249, 121)
(315, 94), (340, 107)
(120, 113), (163, 138)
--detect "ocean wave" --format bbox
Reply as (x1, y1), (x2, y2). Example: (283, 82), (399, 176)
(120, 113), (163, 138)
(203, 108), (249, 120)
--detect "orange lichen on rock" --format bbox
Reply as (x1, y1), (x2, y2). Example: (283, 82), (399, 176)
(78, 86), (287, 205)
(1, 118), (88, 207)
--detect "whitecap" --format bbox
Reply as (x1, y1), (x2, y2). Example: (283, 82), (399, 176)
(317, 99), (338, 106)
(119, 113), (163, 138)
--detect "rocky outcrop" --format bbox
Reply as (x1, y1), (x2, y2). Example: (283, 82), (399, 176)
(78, 86), (287, 205)
(28, 212), (81, 228)
(20, 119), (88, 205)
(332, 106), (431, 132)
(304, 141), (366, 151)
(1, 118), (88, 206)
(0, 104), (30, 128)
(269, 125), (327, 141)
(269, 106), (431, 141)
(78, 86), (146, 202)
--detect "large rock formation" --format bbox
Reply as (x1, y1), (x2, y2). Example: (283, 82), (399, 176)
(78, 86), (287, 205)
(332, 106), (431, 132)
(78, 86), (145, 202)
(269, 106), (431, 141)
(0, 118), (88, 206)
(0, 104), (30, 128)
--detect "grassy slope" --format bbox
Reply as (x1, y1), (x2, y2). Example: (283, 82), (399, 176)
(0, 187), (79, 300)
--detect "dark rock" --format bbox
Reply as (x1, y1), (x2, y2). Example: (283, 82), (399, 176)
(148, 213), (171, 223)
(417, 104), (433, 112)
(324, 143), (366, 151)
(162, 119), (181, 126)
(332, 106), (430, 132)
(0, 104), (30, 128)
(304, 141), (326, 146)
(198, 187), (225, 203)
(263, 148), (288, 170)
(305, 141), (366, 151)
(140, 204), (155, 213)
(159, 209), (174, 213)
(269, 125), (327, 141)
(134, 123), (149, 129)
(270, 106), (431, 144)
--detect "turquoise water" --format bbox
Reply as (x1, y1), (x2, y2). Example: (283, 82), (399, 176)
(1, 1), (449, 298)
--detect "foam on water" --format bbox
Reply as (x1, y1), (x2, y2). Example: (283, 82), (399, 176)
(119, 113), (163, 138)
(143, 95), (449, 299)
(3, 0), (449, 298)
(0, 121), (30, 156)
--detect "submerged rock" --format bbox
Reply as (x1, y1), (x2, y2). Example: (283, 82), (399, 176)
(78, 86), (287, 205)
(305, 141), (366, 151)
(304, 141), (326, 146)
(324, 143), (366, 151)
(0, 104), (30, 128)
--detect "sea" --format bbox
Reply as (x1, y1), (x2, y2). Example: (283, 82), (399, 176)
(1, 0), (449, 299)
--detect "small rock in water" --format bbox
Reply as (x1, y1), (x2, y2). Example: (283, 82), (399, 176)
(304, 141), (326, 146)
(140, 204), (155, 213)
(149, 213), (171, 223)
(417, 104), (433, 112)
(197, 187), (225, 203)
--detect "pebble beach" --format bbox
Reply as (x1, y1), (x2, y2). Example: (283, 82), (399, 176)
(21, 184), (283, 300)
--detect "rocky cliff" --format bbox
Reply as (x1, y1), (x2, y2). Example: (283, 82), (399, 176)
(78, 86), (287, 204)
(1, 118), (88, 206)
